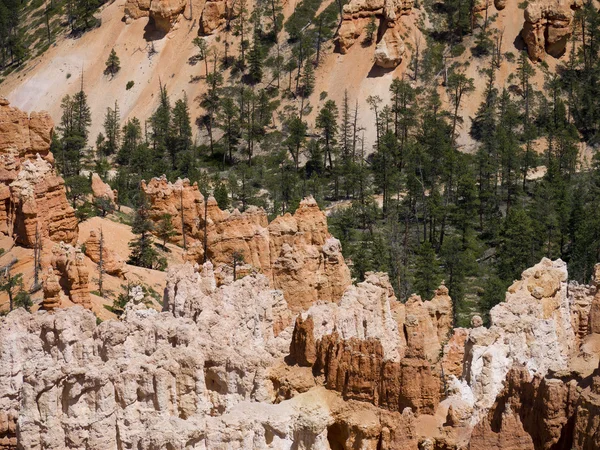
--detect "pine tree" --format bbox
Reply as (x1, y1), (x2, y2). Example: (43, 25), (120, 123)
(364, 17), (377, 44)
(299, 60), (315, 98)
(101, 101), (120, 155)
(413, 241), (442, 299)
(104, 48), (120, 78)
(496, 207), (536, 282)
(128, 200), (160, 269)
(156, 213), (176, 247)
(248, 35), (263, 84)
(170, 95), (192, 171)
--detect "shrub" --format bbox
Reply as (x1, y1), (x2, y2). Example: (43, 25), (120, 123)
(126, 80), (134, 90)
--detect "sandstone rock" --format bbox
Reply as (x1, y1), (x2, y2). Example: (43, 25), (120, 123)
(142, 178), (351, 312)
(404, 285), (454, 363)
(41, 268), (61, 311)
(51, 243), (91, 309)
(84, 229), (125, 277)
(374, 22), (405, 68)
(337, 0), (412, 65)
(124, 0), (187, 31)
(522, 0), (574, 61)
(90, 173), (117, 205)
(462, 258), (575, 420)
(442, 328), (469, 378)
(469, 365), (580, 450)
(572, 362), (600, 449)
(0, 101), (77, 248)
(200, 0), (229, 34)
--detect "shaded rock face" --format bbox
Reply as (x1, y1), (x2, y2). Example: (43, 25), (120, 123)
(51, 243), (91, 309)
(0, 100), (77, 248)
(338, 0), (412, 67)
(469, 366), (579, 450)
(142, 177), (351, 313)
(124, 0), (187, 31)
(522, 0), (577, 61)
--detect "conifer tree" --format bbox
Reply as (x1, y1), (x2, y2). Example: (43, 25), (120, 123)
(128, 200), (160, 269)
(104, 48), (120, 78)
(413, 241), (442, 300)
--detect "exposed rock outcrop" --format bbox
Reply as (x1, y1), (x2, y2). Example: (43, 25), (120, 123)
(142, 177), (351, 312)
(289, 272), (443, 415)
(374, 22), (405, 68)
(51, 243), (91, 309)
(84, 229), (125, 277)
(522, 0), (575, 61)
(338, 0), (412, 67)
(462, 258), (575, 418)
(124, 0), (187, 31)
(5, 258), (600, 448)
(41, 268), (61, 311)
(199, 0), (230, 34)
(90, 172), (117, 205)
(0, 100), (77, 247)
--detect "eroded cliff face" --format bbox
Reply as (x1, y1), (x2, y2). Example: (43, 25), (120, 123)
(521, 0), (579, 61)
(4, 253), (600, 448)
(124, 0), (188, 31)
(142, 177), (351, 312)
(0, 99), (78, 248)
(338, 0), (413, 68)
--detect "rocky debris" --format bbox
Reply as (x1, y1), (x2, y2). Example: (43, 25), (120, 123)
(90, 173), (117, 205)
(124, 0), (187, 31)
(83, 230), (125, 277)
(338, 0), (412, 68)
(522, 0), (575, 61)
(0, 101), (77, 248)
(41, 268), (61, 311)
(143, 177), (351, 311)
(51, 243), (91, 309)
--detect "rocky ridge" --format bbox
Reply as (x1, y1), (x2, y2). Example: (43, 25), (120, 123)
(2, 257), (600, 448)
(141, 176), (351, 313)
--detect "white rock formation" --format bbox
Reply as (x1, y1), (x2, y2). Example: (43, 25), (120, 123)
(462, 258), (576, 421)
(297, 271), (405, 361)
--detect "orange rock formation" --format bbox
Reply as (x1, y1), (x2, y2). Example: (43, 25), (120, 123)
(0, 99), (78, 248)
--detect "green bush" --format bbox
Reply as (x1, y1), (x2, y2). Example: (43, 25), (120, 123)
(126, 80), (134, 90)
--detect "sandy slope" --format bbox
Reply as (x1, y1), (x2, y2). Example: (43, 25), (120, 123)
(0, 0), (584, 160)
